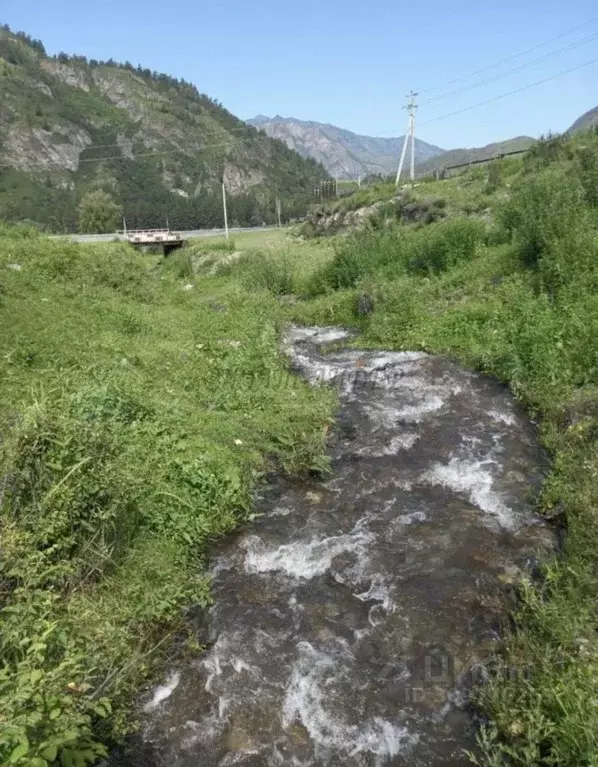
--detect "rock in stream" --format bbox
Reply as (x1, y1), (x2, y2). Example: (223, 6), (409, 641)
(121, 326), (555, 766)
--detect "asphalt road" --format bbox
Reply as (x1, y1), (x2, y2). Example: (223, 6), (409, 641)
(58, 226), (276, 243)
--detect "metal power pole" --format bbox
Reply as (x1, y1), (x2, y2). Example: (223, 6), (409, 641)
(395, 90), (418, 186)
(222, 179), (229, 240)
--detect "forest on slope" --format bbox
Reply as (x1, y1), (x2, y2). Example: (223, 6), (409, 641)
(0, 26), (328, 232)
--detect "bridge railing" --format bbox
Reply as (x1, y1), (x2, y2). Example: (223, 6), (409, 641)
(116, 228), (184, 243)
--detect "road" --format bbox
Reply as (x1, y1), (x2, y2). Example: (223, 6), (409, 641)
(57, 226), (277, 244)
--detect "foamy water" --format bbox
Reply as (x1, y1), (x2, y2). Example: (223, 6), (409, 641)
(123, 326), (554, 767)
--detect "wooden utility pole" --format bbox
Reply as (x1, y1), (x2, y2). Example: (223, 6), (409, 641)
(395, 90), (418, 186)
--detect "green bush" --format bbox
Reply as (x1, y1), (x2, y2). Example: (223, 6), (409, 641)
(1, 390), (147, 589)
(308, 216), (485, 294)
(309, 226), (405, 293)
(233, 251), (295, 295)
(523, 133), (571, 173)
(485, 160), (502, 193)
(574, 145), (598, 207)
(0, 222), (41, 239)
(497, 171), (584, 269)
(497, 168), (598, 298)
(405, 217), (485, 276)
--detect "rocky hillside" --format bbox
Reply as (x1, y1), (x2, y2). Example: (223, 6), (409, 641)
(248, 115), (444, 180)
(0, 26), (328, 231)
(567, 106), (598, 134)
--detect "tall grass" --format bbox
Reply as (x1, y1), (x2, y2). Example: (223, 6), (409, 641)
(307, 217), (486, 293)
(0, 231), (334, 765)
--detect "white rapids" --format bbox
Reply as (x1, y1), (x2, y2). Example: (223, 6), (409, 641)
(126, 326), (554, 767)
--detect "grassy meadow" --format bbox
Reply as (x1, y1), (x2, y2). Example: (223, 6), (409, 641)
(0, 227), (334, 765)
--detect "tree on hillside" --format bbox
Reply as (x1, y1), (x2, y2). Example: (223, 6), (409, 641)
(77, 191), (122, 234)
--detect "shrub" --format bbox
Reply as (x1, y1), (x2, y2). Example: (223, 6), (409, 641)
(77, 191), (122, 235)
(0, 221), (41, 239)
(233, 251), (295, 295)
(523, 133), (571, 173)
(497, 171), (585, 270)
(485, 160), (502, 193)
(307, 216), (485, 294)
(309, 225), (406, 294)
(573, 145), (598, 207)
(405, 217), (485, 276)
(1, 389), (149, 590)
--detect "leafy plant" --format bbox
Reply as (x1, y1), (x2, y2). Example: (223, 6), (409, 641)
(77, 191), (122, 234)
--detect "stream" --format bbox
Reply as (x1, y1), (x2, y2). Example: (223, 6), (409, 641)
(121, 326), (555, 766)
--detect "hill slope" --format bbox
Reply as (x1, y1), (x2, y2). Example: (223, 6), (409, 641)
(415, 136), (536, 176)
(567, 105), (598, 134)
(247, 115), (444, 180)
(0, 27), (328, 231)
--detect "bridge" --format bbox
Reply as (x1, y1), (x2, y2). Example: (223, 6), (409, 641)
(119, 228), (186, 255)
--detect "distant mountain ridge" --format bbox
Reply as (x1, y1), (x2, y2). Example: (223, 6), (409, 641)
(567, 106), (598, 134)
(247, 115), (445, 180)
(415, 136), (537, 176)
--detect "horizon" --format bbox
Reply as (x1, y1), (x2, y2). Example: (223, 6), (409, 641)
(1, 1), (597, 148)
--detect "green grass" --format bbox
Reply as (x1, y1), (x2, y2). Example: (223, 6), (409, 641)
(182, 229), (335, 296)
(280, 128), (598, 766)
(0, 233), (335, 765)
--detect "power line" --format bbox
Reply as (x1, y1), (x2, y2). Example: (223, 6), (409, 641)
(77, 136), (249, 163)
(419, 56), (598, 127)
(424, 29), (598, 105)
(419, 15), (598, 96)
(0, 135), (264, 170)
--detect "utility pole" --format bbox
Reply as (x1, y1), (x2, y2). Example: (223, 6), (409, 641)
(395, 90), (418, 187)
(222, 179), (229, 240)
(275, 194), (282, 228)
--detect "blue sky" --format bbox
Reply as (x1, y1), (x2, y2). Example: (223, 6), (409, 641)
(2, 0), (597, 149)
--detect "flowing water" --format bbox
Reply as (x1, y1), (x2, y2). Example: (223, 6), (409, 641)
(123, 327), (555, 766)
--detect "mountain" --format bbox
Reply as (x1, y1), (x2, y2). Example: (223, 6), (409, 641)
(247, 115), (445, 180)
(567, 106), (598, 135)
(0, 26), (328, 232)
(414, 136), (537, 176)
